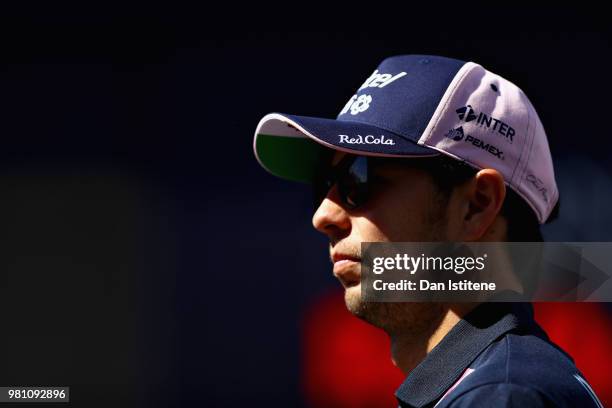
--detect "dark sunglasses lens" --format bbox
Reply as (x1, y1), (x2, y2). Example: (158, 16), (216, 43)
(338, 156), (369, 208)
(312, 155), (370, 210)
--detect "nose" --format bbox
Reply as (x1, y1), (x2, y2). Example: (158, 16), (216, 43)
(312, 185), (351, 240)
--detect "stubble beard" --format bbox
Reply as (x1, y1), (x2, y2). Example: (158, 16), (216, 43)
(344, 196), (449, 336)
(344, 285), (445, 336)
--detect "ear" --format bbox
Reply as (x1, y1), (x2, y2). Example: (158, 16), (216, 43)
(459, 168), (506, 241)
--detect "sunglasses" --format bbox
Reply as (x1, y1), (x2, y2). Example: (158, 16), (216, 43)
(313, 155), (377, 211)
(313, 153), (476, 212)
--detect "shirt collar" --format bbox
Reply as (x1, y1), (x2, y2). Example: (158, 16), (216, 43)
(395, 302), (538, 408)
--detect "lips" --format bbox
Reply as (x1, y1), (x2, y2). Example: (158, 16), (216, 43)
(332, 254), (361, 288)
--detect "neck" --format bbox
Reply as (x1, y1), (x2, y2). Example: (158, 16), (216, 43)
(389, 303), (477, 375)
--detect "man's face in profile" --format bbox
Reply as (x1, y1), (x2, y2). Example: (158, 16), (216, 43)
(312, 151), (452, 333)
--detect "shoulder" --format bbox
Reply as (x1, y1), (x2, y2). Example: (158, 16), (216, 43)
(437, 332), (603, 407)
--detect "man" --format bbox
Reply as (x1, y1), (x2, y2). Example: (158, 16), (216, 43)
(253, 55), (603, 407)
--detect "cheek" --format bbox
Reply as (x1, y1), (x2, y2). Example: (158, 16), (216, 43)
(359, 185), (434, 241)
(351, 217), (389, 243)
(352, 206), (427, 242)
(372, 211), (428, 241)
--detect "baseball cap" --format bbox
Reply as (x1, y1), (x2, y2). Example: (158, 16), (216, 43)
(253, 55), (558, 224)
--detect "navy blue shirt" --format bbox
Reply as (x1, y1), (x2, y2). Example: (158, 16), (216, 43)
(395, 302), (604, 407)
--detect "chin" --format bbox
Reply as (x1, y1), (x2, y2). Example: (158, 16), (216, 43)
(344, 284), (363, 315)
(344, 285), (445, 335)
(343, 284), (385, 328)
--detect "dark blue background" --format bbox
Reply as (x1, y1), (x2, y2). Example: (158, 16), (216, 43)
(0, 8), (610, 407)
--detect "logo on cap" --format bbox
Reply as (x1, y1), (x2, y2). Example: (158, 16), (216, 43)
(526, 174), (549, 203)
(339, 70), (408, 117)
(338, 134), (395, 145)
(456, 105), (477, 122)
(455, 104), (516, 143)
(340, 94), (373, 116)
(445, 126), (465, 141)
(445, 127), (504, 160)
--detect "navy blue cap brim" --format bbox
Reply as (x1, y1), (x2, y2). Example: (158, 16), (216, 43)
(254, 113), (439, 183)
